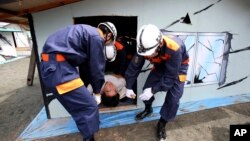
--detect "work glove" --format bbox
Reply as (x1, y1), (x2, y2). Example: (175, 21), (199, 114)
(93, 93), (101, 105)
(126, 89), (136, 99)
(139, 88), (153, 101)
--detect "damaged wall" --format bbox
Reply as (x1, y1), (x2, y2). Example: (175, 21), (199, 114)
(0, 31), (17, 59)
(4, 24), (30, 48)
(33, 0), (250, 116)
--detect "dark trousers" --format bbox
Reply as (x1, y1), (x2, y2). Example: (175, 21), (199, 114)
(40, 57), (99, 139)
(144, 81), (184, 122)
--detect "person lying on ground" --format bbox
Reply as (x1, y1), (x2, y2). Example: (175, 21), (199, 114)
(87, 74), (136, 107)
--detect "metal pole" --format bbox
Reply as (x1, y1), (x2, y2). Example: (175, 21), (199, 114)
(27, 13), (51, 119)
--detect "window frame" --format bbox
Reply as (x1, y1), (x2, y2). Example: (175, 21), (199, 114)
(162, 31), (230, 87)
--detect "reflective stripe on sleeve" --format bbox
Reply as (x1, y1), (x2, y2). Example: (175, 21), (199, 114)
(178, 75), (187, 82)
(182, 58), (189, 64)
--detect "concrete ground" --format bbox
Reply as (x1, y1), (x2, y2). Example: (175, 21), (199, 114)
(0, 57), (249, 141)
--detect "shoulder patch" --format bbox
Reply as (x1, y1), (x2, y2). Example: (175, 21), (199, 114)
(163, 36), (180, 51)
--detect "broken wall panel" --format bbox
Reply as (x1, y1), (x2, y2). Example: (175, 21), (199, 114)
(178, 35), (196, 85)
(0, 32), (17, 57)
(195, 34), (226, 84)
(161, 32), (230, 87)
(32, 0), (250, 118)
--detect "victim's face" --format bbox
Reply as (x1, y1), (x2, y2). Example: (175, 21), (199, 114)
(103, 81), (117, 97)
(104, 33), (113, 45)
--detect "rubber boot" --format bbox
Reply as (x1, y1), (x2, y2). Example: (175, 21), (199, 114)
(135, 104), (153, 120)
(157, 117), (167, 141)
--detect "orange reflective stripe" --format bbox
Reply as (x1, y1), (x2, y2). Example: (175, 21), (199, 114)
(163, 36), (180, 51)
(160, 54), (171, 60)
(145, 54), (171, 63)
(145, 56), (162, 63)
(179, 75), (187, 82)
(182, 58), (189, 64)
(56, 54), (65, 61)
(56, 78), (84, 94)
(41, 54), (49, 61)
(114, 41), (124, 50)
(151, 58), (161, 63)
(41, 54), (65, 62)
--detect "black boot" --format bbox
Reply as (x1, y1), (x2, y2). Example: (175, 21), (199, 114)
(135, 104), (153, 120)
(156, 117), (167, 141)
(83, 135), (95, 141)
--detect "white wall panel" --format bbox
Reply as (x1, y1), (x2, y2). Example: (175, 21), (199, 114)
(33, 0), (250, 116)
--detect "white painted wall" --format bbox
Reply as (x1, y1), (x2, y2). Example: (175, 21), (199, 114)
(33, 0), (250, 117)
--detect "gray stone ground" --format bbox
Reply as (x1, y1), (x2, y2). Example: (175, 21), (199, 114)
(0, 57), (249, 141)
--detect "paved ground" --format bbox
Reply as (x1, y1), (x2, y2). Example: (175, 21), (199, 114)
(0, 57), (43, 141)
(0, 57), (249, 141)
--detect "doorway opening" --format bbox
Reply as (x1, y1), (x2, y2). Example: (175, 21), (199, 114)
(74, 16), (138, 112)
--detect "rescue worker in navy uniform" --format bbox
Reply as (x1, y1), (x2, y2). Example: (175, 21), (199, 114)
(40, 22), (117, 141)
(125, 24), (189, 141)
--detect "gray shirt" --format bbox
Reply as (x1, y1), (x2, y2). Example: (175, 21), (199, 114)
(87, 74), (126, 99)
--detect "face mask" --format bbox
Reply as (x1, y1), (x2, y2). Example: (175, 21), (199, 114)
(104, 44), (117, 62)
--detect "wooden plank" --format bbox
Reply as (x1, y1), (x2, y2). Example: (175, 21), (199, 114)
(0, 8), (27, 19)
(0, 18), (28, 25)
(20, 0), (81, 14)
(0, 0), (80, 25)
(0, 0), (16, 5)
(99, 105), (137, 113)
(2, 0), (81, 18)
(16, 47), (31, 51)
(27, 48), (36, 86)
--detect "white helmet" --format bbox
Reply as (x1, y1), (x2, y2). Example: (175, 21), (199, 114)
(98, 22), (117, 41)
(136, 24), (162, 56)
(104, 44), (117, 62)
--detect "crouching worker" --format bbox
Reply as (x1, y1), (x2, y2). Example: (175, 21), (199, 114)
(87, 74), (131, 107)
(125, 24), (189, 141)
(40, 22), (117, 141)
